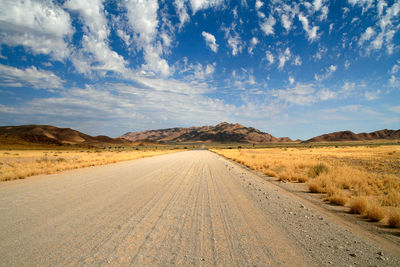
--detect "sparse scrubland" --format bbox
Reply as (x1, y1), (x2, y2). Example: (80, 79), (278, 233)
(212, 145), (400, 228)
(0, 149), (181, 181)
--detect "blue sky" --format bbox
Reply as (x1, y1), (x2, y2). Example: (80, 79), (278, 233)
(0, 0), (399, 139)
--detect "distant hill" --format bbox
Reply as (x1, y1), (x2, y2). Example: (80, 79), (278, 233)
(0, 125), (129, 146)
(120, 122), (293, 143)
(305, 129), (400, 142)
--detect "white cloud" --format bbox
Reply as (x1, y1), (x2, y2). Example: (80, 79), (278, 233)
(227, 35), (243, 56)
(289, 76), (295, 85)
(248, 75), (256, 85)
(342, 81), (356, 92)
(260, 15), (276, 35)
(391, 60), (400, 74)
(0, 64), (63, 91)
(276, 3), (298, 32)
(314, 65), (337, 81)
(329, 23), (334, 34)
(298, 13), (319, 42)
(202, 31), (219, 53)
(189, 0), (225, 14)
(358, 26), (375, 46)
(0, 0), (73, 60)
(345, 60), (351, 69)
(222, 22), (243, 56)
(272, 83), (317, 105)
(313, 0), (324, 11)
(174, 0), (190, 29)
(318, 89), (337, 100)
(348, 0), (377, 13)
(266, 51), (274, 65)
(248, 37), (259, 55)
(313, 46), (327, 61)
(389, 75), (397, 86)
(65, 0), (128, 76)
(122, 0), (171, 77)
(232, 6), (238, 19)
(352, 1), (400, 54)
(183, 62), (215, 80)
(255, 0), (263, 10)
(281, 14), (292, 32)
(292, 56), (302, 66)
(364, 89), (381, 100)
(278, 48), (291, 70)
(377, 0), (388, 16)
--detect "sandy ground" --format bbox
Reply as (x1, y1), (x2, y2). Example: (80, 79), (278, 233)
(0, 150), (399, 266)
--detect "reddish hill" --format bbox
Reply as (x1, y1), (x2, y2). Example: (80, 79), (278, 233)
(0, 125), (129, 146)
(120, 122), (293, 143)
(305, 129), (400, 142)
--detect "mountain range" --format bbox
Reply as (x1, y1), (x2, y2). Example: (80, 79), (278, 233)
(120, 122), (293, 143)
(0, 125), (129, 146)
(304, 129), (400, 142)
(0, 123), (399, 147)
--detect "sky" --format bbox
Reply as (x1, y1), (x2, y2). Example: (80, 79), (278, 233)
(0, 0), (399, 140)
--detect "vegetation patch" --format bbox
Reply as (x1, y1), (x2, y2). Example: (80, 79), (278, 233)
(0, 149), (181, 181)
(212, 145), (400, 228)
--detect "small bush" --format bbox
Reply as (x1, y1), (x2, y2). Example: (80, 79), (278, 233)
(382, 191), (400, 207)
(308, 163), (329, 178)
(349, 197), (369, 215)
(366, 204), (385, 222)
(36, 157), (49, 163)
(297, 176), (308, 183)
(326, 193), (349, 206)
(264, 170), (276, 177)
(308, 181), (322, 193)
(388, 210), (400, 228)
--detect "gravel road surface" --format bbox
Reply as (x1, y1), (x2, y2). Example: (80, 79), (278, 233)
(0, 150), (399, 266)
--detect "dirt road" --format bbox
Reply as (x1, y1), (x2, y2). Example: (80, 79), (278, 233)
(0, 150), (399, 266)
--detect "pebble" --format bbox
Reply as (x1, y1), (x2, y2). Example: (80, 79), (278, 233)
(349, 253), (357, 257)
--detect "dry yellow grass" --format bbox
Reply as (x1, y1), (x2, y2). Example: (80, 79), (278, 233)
(388, 209), (400, 228)
(0, 149), (181, 181)
(212, 145), (400, 228)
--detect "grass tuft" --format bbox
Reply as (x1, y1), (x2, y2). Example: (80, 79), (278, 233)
(308, 163), (329, 178)
(325, 192), (349, 206)
(366, 203), (385, 222)
(349, 197), (369, 215)
(388, 209), (400, 228)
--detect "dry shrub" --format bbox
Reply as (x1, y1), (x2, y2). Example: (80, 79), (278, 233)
(366, 203), (385, 222)
(308, 181), (322, 193)
(325, 192), (349, 205)
(308, 163), (329, 178)
(349, 197), (369, 215)
(382, 190), (400, 207)
(297, 176), (308, 183)
(388, 209), (400, 228)
(264, 170), (276, 177)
